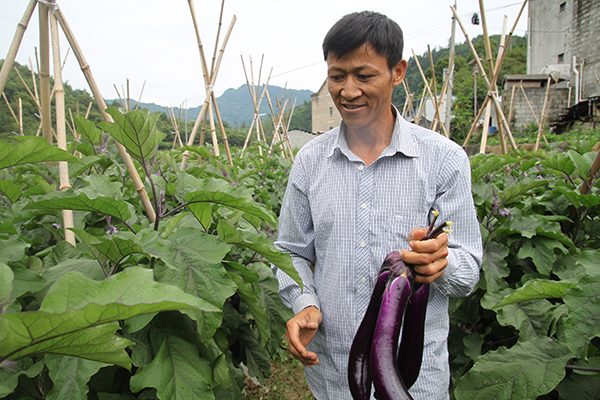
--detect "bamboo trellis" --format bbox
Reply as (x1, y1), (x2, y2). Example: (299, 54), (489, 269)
(452, 0), (528, 153)
(240, 56), (270, 155)
(181, 0), (235, 168)
(518, 75), (560, 151)
(0, 0), (157, 225)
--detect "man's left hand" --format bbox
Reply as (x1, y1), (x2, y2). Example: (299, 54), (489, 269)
(400, 228), (448, 284)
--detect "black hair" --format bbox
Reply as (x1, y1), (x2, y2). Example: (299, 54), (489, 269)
(322, 11), (404, 70)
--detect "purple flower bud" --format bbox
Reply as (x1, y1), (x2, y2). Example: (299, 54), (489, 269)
(498, 208), (513, 218)
(52, 223), (61, 229)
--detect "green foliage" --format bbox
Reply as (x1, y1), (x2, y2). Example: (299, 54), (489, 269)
(393, 35), (527, 124)
(450, 141), (600, 399)
(0, 109), (297, 399)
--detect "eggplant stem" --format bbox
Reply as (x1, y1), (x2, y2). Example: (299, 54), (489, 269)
(426, 209), (439, 236)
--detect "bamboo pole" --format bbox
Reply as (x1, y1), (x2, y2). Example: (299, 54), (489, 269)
(411, 49), (450, 137)
(39, 2), (52, 144)
(18, 98), (23, 136)
(0, 0), (37, 94)
(49, 6), (75, 246)
(2, 92), (20, 127)
(54, 7), (156, 223)
(181, 15), (236, 169)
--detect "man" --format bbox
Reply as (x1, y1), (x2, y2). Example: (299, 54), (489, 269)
(273, 11), (482, 400)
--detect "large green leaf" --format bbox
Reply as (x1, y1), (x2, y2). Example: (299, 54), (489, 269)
(0, 137), (80, 170)
(541, 153), (577, 178)
(496, 279), (577, 307)
(0, 237), (30, 264)
(74, 115), (103, 146)
(564, 270), (600, 358)
(555, 186), (600, 210)
(454, 337), (573, 400)
(517, 236), (569, 277)
(0, 267), (219, 366)
(0, 179), (24, 203)
(71, 228), (145, 269)
(481, 241), (510, 298)
(0, 358), (44, 398)
(150, 228), (236, 342)
(45, 355), (107, 400)
(228, 272), (269, 348)
(470, 153), (519, 182)
(130, 331), (214, 400)
(495, 299), (563, 340)
(185, 178), (277, 226)
(218, 220), (302, 289)
(99, 108), (166, 164)
(0, 263), (13, 310)
(498, 180), (547, 207)
(23, 190), (132, 224)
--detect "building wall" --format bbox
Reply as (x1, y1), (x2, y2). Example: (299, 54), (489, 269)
(288, 129), (319, 150)
(502, 86), (570, 130)
(528, 0), (572, 74)
(528, 0), (600, 98)
(311, 81), (342, 133)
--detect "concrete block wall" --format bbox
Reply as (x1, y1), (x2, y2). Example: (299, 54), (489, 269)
(502, 87), (571, 130)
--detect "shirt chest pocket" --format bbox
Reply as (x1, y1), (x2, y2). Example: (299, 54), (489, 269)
(382, 211), (430, 248)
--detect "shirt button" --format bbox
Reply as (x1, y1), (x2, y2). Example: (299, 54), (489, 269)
(358, 165), (364, 171)
(360, 241), (366, 248)
(360, 277), (367, 283)
(361, 203), (367, 209)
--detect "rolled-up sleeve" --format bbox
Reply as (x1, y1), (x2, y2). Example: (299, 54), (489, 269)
(273, 155), (321, 314)
(431, 146), (482, 298)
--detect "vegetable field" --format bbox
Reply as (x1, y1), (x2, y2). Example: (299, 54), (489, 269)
(0, 109), (599, 399)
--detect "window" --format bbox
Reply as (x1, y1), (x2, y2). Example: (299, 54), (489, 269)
(329, 106), (333, 116)
(558, 53), (565, 63)
(560, 2), (566, 12)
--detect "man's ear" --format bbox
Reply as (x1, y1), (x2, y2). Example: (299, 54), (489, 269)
(392, 59), (408, 87)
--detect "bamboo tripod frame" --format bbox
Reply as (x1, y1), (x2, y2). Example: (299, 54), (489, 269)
(0, 0), (157, 227)
(452, 0), (528, 154)
(181, 0), (235, 169)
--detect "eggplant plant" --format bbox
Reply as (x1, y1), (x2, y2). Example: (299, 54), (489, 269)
(0, 109), (300, 399)
(449, 141), (600, 399)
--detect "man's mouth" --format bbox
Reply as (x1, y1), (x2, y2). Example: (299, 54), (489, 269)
(343, 104), (365, 110)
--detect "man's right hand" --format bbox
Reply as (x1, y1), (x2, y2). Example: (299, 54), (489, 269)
(285, 305), (322, 367)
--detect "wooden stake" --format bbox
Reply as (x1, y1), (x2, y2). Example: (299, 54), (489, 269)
(54, 7), (156, 223)
(50, 6), (75, 246)
(39, 2), (52, 144)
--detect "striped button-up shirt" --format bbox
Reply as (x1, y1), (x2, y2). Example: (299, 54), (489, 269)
(273, 110), (483, 400)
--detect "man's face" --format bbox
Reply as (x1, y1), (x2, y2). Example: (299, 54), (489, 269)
(326, 43), (406, 133)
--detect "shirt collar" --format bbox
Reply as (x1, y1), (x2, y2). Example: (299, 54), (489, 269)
(328, 105), (420, 161)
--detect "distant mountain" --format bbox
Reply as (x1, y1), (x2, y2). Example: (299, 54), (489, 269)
(106, 84), (313, 126)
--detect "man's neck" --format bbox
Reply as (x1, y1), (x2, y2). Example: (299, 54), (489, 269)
(345, 108), (396, 166)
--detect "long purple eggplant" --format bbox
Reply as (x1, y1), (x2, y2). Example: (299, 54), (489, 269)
(397, 283), (429, 389)
(348, 252), (402, 400)
(395, 219), (449, 389)
(370, 271), (414, 400)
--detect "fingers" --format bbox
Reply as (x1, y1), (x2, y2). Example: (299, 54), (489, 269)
(402, 231), (449, 284)
(285, 306), (321, 367)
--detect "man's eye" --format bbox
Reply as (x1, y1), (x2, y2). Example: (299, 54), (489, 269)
(329, 75), (343, 81)
(358, 75), (373, 80)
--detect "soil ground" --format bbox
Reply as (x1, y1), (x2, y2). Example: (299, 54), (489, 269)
(244, 354), (315, 400)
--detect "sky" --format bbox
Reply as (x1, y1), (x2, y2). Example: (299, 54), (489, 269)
(1, 0), (529, 108)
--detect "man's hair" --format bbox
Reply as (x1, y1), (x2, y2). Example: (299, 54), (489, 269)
(322, 11), (404, 70)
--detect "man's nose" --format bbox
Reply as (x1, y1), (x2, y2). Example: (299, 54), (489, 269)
(341, 76), (361, 99)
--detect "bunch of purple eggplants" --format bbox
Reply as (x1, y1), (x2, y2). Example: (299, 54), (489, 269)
(348, 210), (452, 400)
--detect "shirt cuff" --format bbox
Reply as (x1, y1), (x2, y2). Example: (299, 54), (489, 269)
(432, 248), (457, 289)
(292, 293), (321, 315)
